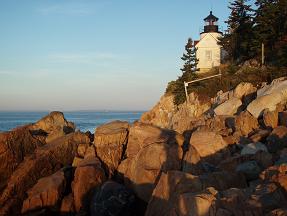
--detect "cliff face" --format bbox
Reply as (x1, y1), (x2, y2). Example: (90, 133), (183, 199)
(140, 78), (280, 134)
(140, 93), (211, 133)
(139, 77), (287, 216)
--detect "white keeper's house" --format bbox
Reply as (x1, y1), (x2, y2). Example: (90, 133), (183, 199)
(195, 11), (224, 72)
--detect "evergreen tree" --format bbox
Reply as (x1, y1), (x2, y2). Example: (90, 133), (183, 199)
(254, 0), (287, 65)
(166, 38), (198, 105)
(275, 37), (287, 66)
(180, 38), (198, 74)
(219, 0), (255, 62)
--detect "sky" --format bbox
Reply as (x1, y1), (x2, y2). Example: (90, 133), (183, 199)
(0, 0), (231, 111)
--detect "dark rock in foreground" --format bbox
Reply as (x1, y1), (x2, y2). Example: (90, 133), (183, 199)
(0, 131), (89, 215)
(0, 126), (44, 192)
(90, 181), (135, 216)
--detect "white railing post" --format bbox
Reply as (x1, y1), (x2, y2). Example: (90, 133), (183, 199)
(184, 81), (189, 104)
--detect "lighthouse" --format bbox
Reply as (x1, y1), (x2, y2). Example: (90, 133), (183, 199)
(195, 11), (223, 72)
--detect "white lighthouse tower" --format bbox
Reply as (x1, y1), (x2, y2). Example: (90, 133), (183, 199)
(195, 11), (223, 72)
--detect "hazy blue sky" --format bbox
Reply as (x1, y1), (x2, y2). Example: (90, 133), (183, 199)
(0, 0), (231, 111)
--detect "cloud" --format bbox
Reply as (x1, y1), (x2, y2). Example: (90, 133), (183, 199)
(48, 52), (121, 64)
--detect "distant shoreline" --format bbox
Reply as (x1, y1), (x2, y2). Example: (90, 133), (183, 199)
(0, 110), (147, 113)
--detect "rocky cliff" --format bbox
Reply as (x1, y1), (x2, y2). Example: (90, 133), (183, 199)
(140, 92), (211, 134)
(1, 77), (287, 215)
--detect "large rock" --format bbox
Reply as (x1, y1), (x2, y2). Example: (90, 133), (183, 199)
(218, 151), (272, 173)
(188, 131), (228, 165)
(215, 188), (250, 216)
(119, 122), (183, 202)
(90, 181), (135, 216)
(94, 121), (129, 174)
(31, 111), (75, 143)
(77, 143), (89, 158)
(84, 145), (97, 159)
(145, 171), (203, 216)
(126, 143), (182, 202)
(263, 109), (279, 129)
(72, 156), (106, 213)
(21, 170), (66, 214)
(267, 208), (287, 216)
(205, 115), (232, 136)
(280, 148), (287, 159)
(212, 88), (236, 107)
(140, 93), (210, 133)
(199, 171), (247, 190)
(126, 122), (184, 158)
(247, 79), (287, 118)
(279, 111), (287, 127)
(241, 142), (268, 155)
(260, 164), (287, 192)
(214, 97), (242, 116)
(248, 93), (283, 118)
(182, 145), (203, 175)
(140, 94), (175, 129)
(235, 111), (259, 136)
(72, 157), (83, 167)
(0, 132), (89, 215)
(236, 160), (261, 181)
(249, 129), (271, 142)
(257, 78), (287, 97)
(250, 183), (287, 213)
(60, 193), (75, 214)
(276, 148), (287, 165)
(146, 170), (246, 216)
(266, 126), (287, 153)
(234, 82), (257, 104)
(215, 180), (287, 215)
(0, 126), (44, 191)
(208, 182), (287, 215)
(176, 187), (217, 216)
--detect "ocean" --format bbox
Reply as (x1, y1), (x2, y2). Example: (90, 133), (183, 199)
(0, 111), (144, 133)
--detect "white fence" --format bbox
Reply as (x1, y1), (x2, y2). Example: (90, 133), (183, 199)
(184, 73), (222, 103)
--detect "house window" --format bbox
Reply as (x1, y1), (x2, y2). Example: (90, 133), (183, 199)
(206, 50), (212, 61)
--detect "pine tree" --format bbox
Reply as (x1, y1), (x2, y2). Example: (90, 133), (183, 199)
(165, 38), (198, 105)
(174, 38), (198, 104)
(254, 0), (278, 61)
(254, 0), (287, 65)
(219, 0), (255, 63)
(180, 38), (198, 74)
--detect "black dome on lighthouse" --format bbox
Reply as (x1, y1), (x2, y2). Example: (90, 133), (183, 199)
(204, 11), (219, 22)
(201, 11), (221, 34)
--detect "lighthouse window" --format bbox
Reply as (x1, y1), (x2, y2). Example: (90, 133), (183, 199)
(206, 50), (212, 61)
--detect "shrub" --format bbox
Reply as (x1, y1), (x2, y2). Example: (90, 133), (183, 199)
(166, 65), (287, 106)
(166, 71), (198, 105)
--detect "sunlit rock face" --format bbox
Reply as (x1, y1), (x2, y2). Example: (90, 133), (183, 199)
(118, 122), (184, 202)
(140, 93), (210, 133)
(31, 111), (75, 143)
(94, 120), (129, 175)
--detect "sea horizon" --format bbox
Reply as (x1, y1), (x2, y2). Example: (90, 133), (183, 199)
(0, 110), (144, 133)
(0, 109), (147, 112)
